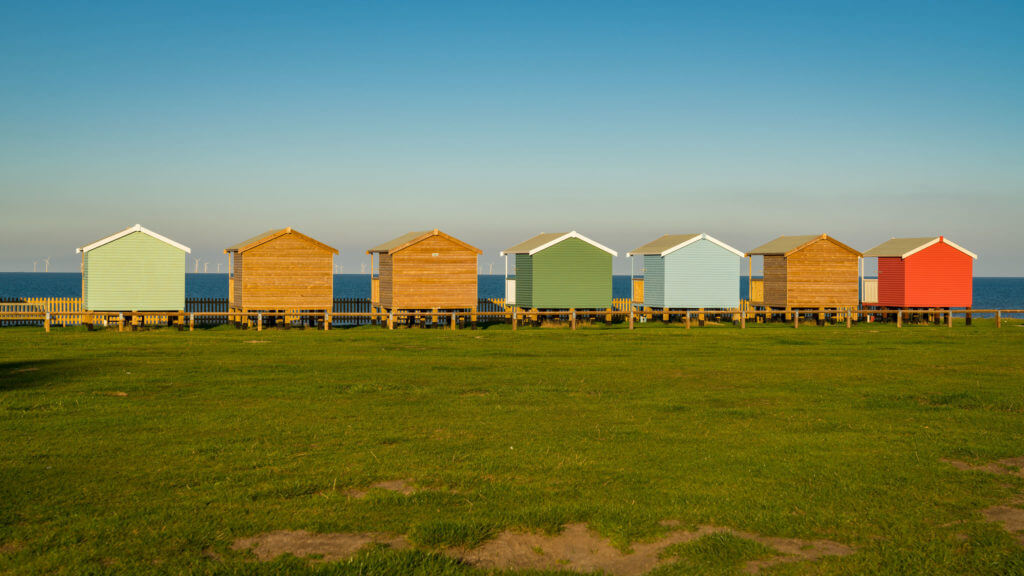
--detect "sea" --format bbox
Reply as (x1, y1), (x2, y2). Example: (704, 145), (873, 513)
(2, 273), (1023, 310)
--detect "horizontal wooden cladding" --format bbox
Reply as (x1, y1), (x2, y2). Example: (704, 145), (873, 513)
(380, 234), (478, 309)
(763, 255), (788, 308)
(232, 232), (334, 309)
(782, 238), (859, 307)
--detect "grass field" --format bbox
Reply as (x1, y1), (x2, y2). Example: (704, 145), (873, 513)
(1, 321), (1023, 575)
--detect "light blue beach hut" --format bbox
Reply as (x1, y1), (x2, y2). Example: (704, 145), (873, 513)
(627, 234), (743, 309)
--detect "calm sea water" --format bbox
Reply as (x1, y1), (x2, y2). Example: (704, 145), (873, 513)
(2, 273), (1023, 309)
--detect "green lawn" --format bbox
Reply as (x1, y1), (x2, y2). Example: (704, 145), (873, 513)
(1, 321), (1023, 575)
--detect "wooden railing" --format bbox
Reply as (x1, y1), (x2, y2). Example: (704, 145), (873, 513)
(2, 296), (1022, 330)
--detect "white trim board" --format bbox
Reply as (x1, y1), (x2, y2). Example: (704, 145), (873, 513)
(902, 237), (978, 260)
(660, 233), (745, 258)
(527, 231), (618, 257)
(76, 224), (192, 254)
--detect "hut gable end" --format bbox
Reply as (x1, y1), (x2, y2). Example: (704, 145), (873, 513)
(374, 230), (480, 310)
(226, 228), (335, 311)
(785, 238), (859, 307)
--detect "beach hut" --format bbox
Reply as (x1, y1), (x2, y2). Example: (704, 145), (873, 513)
(500, 231), (616, 309)
(225, 227), (337, 313)
(367, 229), (482, 311)
(862, 236), (976, 308)
(76, 224), (190, 312)
(747, 234), (861, 309)
(627, 234), (744, 309)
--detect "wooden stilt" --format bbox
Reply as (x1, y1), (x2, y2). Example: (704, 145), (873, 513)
(896, 310), (902, 328)
(685, 311), (691, 329)
(189, 313), (194, 332)
(740, 310), (746, 329)
(947, 308), (953, 328)
(794, 310), (799, 329)
(996, 310), (1001, 328)
(846, 308), (852, 328)
(570, 308), (576, 330)
(629, 308), (634, 330)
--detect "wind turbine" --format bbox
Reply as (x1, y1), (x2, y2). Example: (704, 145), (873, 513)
(42, 257), (50, 272)
(216, 263), (221, 273)
(488, 262), (493, 274)
(33, 261), (37, 272)
(360, 262), (366, 274)
(203, 262), (209, 273)
(193, 257), (201, 273)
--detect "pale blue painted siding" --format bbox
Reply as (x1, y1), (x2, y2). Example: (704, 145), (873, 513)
(663, 238), (740, 308)
(643, 255), (664, 308)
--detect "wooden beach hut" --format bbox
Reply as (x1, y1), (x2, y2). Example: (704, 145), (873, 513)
(367, 229), (481, 311)
(500, 231), (616, 309)
(862, 236), (976, 308)
(747, 234), (861, 309)
(225, 228), (337, 314)
(627, 234), (744, 309)
(76, 224), (190, 312)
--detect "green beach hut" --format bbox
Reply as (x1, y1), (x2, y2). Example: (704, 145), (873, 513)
(500, 231), (617, 309)
(76, 224), (190, 312)
(626, 233), (744, 309)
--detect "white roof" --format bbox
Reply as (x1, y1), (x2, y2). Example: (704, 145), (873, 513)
(627, 233), (744, 258)
(76, 224), (191, 254)
(500, 230), (617, 257)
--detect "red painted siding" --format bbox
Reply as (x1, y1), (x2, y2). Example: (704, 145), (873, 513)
(904, 241), (973, 307)
(876, 257), (906, 307)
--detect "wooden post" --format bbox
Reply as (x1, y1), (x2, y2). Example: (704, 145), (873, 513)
(257, 312), (263, 332)
(605, 307), (612, 323)
(698, 308), (705, 327)
(387, 310), (394, 330)
(846, 308), (852, 328)
(966, 307), (972, 326)
(785, 306), (792, 322)
(947, 309), (953, 328)
(685, 311), (691, 329)
(44, 311), (50, 333)
(118, 313), (124, 332)
(996, 310), (1001, 328)
(896, 310), (902, 328)
(662, 308), (668, 322)
(451, 311), (457, 330)
(512, 306), (518, 331)
(629, 307), (634, 330)
(570, 308), (576, 331)
(324, 311), (330, 331)
(471, 306), (477, 328)
(794, 310), (799, 329)
(189, 313), (194, 332)
(740, 310), (746, 329)
(818, 306), (825, 326)
(431, 307), (438, 325)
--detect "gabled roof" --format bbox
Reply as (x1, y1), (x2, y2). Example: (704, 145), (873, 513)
(863, 236), (977, 260)
(747, 234), (861, 257)
(224, 227), (338, 254)
(77, 224), (191, 254)
(500, 231), (617, 257)
(367, 229), (482, 255)
(627, 233), (744, 257)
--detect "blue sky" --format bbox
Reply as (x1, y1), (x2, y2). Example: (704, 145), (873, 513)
(1, 1), (1022, 274)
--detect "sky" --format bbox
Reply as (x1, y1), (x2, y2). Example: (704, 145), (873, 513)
(1, 1), (1022, 275)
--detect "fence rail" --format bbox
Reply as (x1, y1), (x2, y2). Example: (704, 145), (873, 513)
(1, 296), (1022, 331)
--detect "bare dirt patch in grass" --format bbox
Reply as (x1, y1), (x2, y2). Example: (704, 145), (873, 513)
(244, 340), (270, 344)
(983, 504), (1024, 544)
(0, 541), (23, 555)
(945, 456), (1024, 543)
(944, 456), (1024, 478)
(93, 391), (128, 397)
(345, 479), (417, 499)
(449, 523), (854, 576)
(232, 530), (408, 562)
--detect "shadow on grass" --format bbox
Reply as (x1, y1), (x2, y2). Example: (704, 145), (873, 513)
(0, 360), (73, 392)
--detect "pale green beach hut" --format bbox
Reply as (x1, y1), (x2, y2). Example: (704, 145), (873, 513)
(500, 231), (617, 309)
(627, 233), (743, 309)
(76, 224), (190, 311)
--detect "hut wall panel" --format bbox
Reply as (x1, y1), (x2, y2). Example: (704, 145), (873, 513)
(904, 242), (973, 307)
(642, 255), (665, 308)
(663, 238), (740, 308)
(530, 237), (612, 309)
(83, 232), (186, 311)
(230, 254), (244, 307)
(236, 234), (333, 310)
(785, 239), (859, 307)
(763, 255), (788, 308)
(388, 235), (478, 309)
(378, 254), (394, 308)
(876, 257), (905, 307)
(514, 254), (533, 308)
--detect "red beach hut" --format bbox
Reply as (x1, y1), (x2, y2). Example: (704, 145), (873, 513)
(863, 237), (977, 308)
